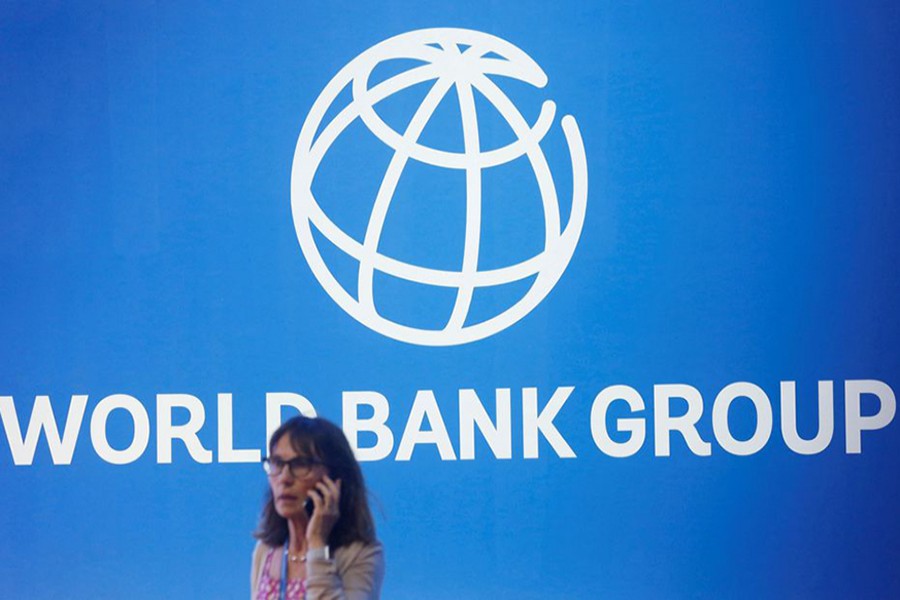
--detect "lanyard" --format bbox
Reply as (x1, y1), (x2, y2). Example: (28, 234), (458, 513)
(280, 542), (289, 600)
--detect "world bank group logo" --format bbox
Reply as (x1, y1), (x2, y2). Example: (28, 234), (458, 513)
(290, 28), (588, 346)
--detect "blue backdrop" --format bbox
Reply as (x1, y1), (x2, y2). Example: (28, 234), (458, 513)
(2, 2), (898, 598)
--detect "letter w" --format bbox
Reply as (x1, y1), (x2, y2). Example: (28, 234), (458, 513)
(0, 395), (88, 465)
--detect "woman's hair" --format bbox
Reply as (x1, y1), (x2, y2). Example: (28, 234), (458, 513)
(254, 415), (376, 549)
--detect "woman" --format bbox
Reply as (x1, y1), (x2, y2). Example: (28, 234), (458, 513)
(251, 416), (384, 600)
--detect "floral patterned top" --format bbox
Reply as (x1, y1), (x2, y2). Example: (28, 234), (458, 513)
(255, 546), (306, 600)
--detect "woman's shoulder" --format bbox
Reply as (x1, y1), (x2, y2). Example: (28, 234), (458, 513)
(250, 541), (278, 597)
(251, 542), (277, 575)
(335, 539), (383, 555)
(254, 540), (380, 556)
(252, 540), (277, 559)
(334, 539), (384, 568)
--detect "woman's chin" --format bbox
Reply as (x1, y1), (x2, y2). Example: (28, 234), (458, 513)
(275, 498), (305, 519)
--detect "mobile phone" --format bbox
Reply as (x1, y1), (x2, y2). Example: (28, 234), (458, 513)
(304, 497), (314, 518)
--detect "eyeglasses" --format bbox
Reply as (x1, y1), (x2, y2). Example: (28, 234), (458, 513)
(262, 456), (324, 479)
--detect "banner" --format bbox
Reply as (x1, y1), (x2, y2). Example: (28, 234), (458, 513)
(2, 2), (898, 598)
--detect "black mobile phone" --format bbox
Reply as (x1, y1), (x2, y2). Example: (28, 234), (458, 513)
(304, 497), (314, 517)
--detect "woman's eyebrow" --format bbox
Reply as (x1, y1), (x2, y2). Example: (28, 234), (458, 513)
(272, 453), (310, 461)
(269, 453), (297, 460)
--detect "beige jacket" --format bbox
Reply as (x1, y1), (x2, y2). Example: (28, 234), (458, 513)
(251, 540), (384, 600)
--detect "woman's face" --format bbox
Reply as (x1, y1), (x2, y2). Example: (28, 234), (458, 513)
(268, 434), (328, 520)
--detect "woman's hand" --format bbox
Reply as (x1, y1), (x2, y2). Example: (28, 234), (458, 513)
(306, 475), (341, 549)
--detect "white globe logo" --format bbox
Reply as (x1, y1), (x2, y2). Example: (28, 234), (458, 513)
(291, 28), (588, 346)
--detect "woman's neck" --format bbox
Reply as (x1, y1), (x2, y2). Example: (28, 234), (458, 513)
(286, 516), (309, 554)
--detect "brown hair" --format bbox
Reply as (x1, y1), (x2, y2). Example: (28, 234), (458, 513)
(253, 415), (376, 549)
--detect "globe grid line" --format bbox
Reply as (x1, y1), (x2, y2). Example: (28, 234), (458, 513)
(353, 58), (558, 170)
(357, 75), (457, 320)
(291, 28), (588, 345)
(447, 43), (482, 331)
(470, 71), (562, 255)
(307, 53), (558, 172)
